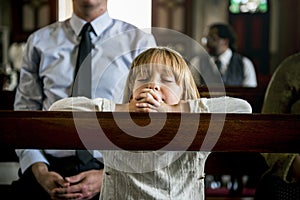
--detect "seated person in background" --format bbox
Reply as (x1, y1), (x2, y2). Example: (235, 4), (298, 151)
(50, 46), (252, 199)
(261, 52), (300, 114)
(204, 23), (257, 87)
(256, 52), (300, 200)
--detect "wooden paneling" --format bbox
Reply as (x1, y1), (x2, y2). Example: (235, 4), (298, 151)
(152, 0), (193, 36)
(11, 0), (58, 42)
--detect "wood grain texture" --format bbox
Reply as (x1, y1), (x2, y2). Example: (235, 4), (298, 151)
(0, 111), (299, 153)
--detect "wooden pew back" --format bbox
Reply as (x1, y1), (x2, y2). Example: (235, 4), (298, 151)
(1, 111), (299, 152)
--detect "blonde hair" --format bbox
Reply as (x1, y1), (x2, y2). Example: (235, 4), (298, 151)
(123, 46), (200, 103)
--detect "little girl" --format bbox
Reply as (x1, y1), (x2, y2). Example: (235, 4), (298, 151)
(50, 47), (251, 199)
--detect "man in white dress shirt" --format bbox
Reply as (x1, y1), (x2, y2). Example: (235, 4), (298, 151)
(12, 0), (156, 199)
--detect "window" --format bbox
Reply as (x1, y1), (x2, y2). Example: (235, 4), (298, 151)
(229, 0), (268, 14)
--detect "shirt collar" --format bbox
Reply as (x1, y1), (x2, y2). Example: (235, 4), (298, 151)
(70, 11), (112, 37)
(218, 48), (232, 66)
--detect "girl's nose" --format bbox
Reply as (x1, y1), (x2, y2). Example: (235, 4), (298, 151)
(148, 82), (160, 91)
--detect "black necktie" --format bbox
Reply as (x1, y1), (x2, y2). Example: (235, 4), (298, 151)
(72, 22), (93, 98)
(215, 58), (222, 71)
(72, 23), (94, 164)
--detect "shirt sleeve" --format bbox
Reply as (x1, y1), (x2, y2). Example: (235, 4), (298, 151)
(187, 99), (209, 113)
(15, 149), (49, 174)
(48, 97), (115, 111)
(14, 34), (51, 173)
(242, 57), (257, 88)
(189, 96), (252, 113)
(261, 59), (300, 114)
(13, 34), (44, 110)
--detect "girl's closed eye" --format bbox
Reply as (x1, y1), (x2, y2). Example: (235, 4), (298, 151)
(161, 77), (174, 83)
(136, 75), (150, 82)
(137, 78), (149, 82)
(161, 75), (175, 83)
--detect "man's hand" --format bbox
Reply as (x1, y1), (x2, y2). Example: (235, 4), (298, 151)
(52, 169), (103, 200)
(32, 162), (71, 199)
(32, 162), (103, 200)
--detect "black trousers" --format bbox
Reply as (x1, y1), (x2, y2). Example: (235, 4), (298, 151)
(10, 155), (104, 200)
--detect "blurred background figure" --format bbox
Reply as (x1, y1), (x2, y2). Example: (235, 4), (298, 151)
(203, 23), (257, 88)
(4, 42), (25, 91)
(255, 52), (300, 200)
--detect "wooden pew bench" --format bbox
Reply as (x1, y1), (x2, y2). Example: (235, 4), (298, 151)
(0, 111), (299, 199)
